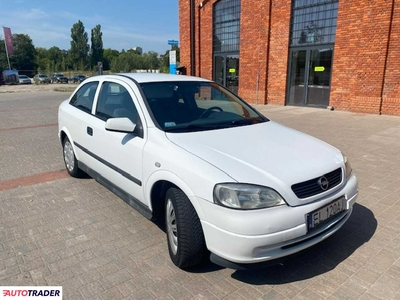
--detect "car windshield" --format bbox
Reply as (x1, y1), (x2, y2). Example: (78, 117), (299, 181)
(140, 81), (268, 133)
(39, 75), (47, 78)
(19, 75), (28, 78)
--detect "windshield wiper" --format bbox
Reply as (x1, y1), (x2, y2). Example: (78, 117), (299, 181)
(218, 118), (265, 127)
(164, 118), (265, 132)
(164, 123), (221, 132)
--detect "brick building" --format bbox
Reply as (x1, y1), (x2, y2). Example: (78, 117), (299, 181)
(179, 0), (400, 115)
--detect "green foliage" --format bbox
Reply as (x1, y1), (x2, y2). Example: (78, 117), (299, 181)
(103, 48), (119, 70)
(90, 24), (103, 69)
(0, 21), (168, 76)
(110, 50), (160, 73)
(0, 39), (8, 70)
(0, 34), (37, 76)
(35, 46), (70, 74)
(69, 20), (89, 70)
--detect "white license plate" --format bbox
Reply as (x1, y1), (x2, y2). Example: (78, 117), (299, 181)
(307, 197), (345, 230)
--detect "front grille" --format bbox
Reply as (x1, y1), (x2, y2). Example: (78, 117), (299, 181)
(291, 168), (342, 199)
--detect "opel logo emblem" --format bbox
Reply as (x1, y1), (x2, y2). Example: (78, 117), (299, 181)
(318, 176), (329, 190)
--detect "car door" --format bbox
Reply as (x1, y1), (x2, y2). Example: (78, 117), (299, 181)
(85, 79), (146, 204)
(65, 80), (100, 165)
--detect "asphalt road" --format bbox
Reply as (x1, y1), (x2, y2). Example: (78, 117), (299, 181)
(0, 90), (399, 299)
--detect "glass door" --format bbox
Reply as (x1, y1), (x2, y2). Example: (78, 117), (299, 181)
(213, 54), (240, 95)
(287, 47), (333, 107)
(214, 55), (224, 86)
(287, 50), (307, 106)
(306, 48), (332, 107)
(226, 55), (239, 94)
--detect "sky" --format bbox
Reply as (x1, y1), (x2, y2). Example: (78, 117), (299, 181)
(0, 0), (179, 54)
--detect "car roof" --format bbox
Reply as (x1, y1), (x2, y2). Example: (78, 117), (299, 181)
(114, 73), (211, 83)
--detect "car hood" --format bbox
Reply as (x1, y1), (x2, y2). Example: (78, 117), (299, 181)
(166, 121), (343, 205)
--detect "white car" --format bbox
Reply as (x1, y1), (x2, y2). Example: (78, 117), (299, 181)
(58, 73), (358, 269)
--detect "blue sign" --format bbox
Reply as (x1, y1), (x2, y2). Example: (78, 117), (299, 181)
(168, 40), (179, 46)
(169, 50), (177, 75)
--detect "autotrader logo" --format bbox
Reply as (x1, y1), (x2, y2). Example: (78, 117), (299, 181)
(0, 287), (62, 299)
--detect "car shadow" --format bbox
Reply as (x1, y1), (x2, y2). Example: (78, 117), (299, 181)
(228, 203), (377, 284)
(152, 203), (376, 277)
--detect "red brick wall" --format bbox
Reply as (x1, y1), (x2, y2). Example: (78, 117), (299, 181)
(331, 0), (394, 114)
(197, 0), (217, 80)
(238, 0), (270, 104)
(180, 0), (290, 105)
(266, 0), (290, 105)
(179, 0), (217, 79)
(179, 0), (400, 115)
(179, 0), (192, 74)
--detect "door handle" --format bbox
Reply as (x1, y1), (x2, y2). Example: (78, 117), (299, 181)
(87, 127), (93, 136)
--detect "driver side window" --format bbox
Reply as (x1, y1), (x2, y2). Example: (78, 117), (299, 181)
(70, 81), (99, 113)
(95, 82), (140, 125)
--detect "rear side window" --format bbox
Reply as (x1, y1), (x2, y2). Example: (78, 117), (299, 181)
(69, 81), (99, 113)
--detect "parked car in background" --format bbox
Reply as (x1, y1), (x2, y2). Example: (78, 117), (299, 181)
(18, 75), (32, 84)
(51, 73), (68, 84)
(58, 73), (358, 269)
(69, 74), (87, 84)
(33, 74), (51, 84)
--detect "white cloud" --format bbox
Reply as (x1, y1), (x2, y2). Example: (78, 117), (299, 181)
(12, 8), (49, 20)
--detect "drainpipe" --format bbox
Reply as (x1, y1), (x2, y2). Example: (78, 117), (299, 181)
(264, 0), (272, 105)
(190, 0), (196, 76)
(198, 0), (211, 78)
(379, 0), (395, 115)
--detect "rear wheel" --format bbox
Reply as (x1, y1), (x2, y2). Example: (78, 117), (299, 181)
(62, 137), (84, 178)
(165, 187), (206, 269)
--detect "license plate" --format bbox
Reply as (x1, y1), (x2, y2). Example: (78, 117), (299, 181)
(307, 197), (345, 230)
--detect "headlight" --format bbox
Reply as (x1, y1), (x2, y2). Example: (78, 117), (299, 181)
(342, 154), (352, 179)
(213, 183), (286, 210)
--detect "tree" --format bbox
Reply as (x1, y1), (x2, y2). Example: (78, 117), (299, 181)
(0, 39), (8, 70)
(35, 46), (70, 73)
(143, 51), (160, 70)
(69, 20), (89, 70)
(110, 50), (160, 73)
(47, 46), (64, 71)
(90, 24), (103, 69)
(35, 47), (50, 72)
(0, 34), (37, 76)
(103, 48), (119, 70)
(110, 51), (136, 73)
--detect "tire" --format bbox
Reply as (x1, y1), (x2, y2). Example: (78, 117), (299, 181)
(62, 137), (84, 178)
(165, 187), (206, 269)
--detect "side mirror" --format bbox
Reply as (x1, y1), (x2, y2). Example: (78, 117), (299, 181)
(105, 117), (136, 133)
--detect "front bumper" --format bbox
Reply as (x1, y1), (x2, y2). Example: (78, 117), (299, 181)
(199, 174), (358, 265)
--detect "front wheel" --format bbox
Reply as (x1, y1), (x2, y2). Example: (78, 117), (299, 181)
(62, 137), (84, 178)
(165, 187), (206, 269)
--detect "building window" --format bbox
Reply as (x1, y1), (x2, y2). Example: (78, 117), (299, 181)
(290, 0), (339, 46)
(213, 0), (241, 53)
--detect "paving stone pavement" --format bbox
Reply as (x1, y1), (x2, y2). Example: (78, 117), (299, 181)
(0, 91), (399, 299)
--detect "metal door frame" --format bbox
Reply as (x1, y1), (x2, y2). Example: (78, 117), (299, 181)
(213, 52), (239, 87)
(286, 44), (334, 107)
